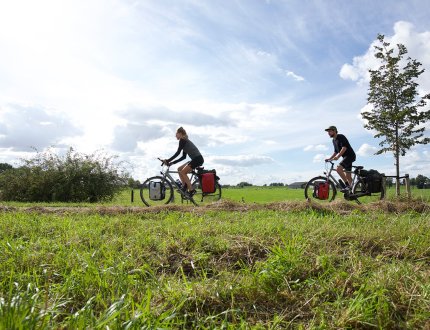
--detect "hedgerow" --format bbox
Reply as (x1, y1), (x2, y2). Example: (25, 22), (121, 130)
(0, 148), (129, 202)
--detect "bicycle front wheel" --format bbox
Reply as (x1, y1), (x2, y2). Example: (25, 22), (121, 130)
(140, 176), (173, 207)
(190, 179), (222, 206)
(352, 179), (384, 203)
(304, 176), (337, 202)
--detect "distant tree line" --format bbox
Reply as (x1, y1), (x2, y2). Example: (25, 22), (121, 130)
(218, 177), (430, 189)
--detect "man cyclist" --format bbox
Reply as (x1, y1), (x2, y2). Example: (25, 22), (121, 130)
(163, 127), (204, 197)
(324, 125), (356, 192)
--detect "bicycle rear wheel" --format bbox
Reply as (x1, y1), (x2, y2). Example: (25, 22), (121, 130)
(304, 176), (337, 203)
(352, 179), (384, 203)
(190, 178), (222, 206)
(140, 176), (173, 207)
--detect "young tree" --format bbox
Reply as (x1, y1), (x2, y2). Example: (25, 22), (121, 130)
(363, 34), (430, 196)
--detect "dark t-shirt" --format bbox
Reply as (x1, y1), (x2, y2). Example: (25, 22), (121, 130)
(167, 138), (202, 165)
(333, 134), (356, 159)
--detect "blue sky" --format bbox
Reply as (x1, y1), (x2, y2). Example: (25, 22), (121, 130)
(1, 0), (430, 185)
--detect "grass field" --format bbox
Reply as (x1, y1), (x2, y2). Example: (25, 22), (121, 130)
(1, 187), (430, 328)
(2, 185), (429, 208)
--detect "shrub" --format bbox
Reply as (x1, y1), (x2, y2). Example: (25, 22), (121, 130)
(0, 148), (129, 202)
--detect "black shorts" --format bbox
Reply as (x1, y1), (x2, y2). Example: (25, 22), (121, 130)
(339, 155), (356, 171)
(188, 155), (204, 169)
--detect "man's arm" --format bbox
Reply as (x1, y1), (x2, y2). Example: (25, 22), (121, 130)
(333, 146), (347, 160)
(325, 152), (337, 161)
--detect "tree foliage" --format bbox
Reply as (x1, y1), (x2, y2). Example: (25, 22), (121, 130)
(414, 174), (429, 188)
(0, 163), (13, 174)
(364, 34), (430, 195)
(0, 148), (129, 202)
(237, 182), (253, 188)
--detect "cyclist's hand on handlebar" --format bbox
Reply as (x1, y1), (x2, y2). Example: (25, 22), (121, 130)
(157, 157), (169, 166)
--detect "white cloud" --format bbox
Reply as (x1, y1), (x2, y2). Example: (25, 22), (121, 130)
(286, 70), (305, 82)
(0, 104), (82, 151)
(340, 21), (430, 91)
(304, 144), (328, 152)
(210, 155), (274, 167)
(357, 143), (378, 157)
(313, 153), (326, 163)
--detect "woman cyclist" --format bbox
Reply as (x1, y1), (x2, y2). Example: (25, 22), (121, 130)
(163, 127), (204, 196)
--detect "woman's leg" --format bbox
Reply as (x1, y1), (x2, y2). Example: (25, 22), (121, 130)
(179, 164), (192, 191)
(177, 164), (186, 185)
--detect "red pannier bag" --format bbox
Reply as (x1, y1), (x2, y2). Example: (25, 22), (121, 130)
(316, 182), (329, 200)
(201, 170), (216, 193)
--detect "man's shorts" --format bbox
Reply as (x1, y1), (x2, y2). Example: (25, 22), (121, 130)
(339, 155), (356, 171)
(188, 155), (204, 169)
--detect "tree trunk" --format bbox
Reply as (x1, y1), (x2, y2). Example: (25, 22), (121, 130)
(395, 125), (401, 196)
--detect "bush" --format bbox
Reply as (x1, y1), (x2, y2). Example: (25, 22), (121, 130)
(0, 148), (129, 202)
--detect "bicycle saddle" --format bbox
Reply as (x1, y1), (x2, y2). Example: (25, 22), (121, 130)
(353, 165), (364, 170)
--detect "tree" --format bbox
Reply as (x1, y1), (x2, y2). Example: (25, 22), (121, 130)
(237, 182), (253, 188)
(0, 163), (13, 173)
(415, 174), (429, 188)
(364, 34), (430, 196)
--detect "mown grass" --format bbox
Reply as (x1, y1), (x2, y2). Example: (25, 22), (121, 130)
(1, 202), (429, 328)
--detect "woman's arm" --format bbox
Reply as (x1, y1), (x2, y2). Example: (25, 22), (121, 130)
(166, 139), (186, 164)
(170, 151), (187, 165)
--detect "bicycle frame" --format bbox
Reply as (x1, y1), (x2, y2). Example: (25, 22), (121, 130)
(159, 163), (199, 197)
(324, 160), (360, 188)
(325, 161), (381, 202)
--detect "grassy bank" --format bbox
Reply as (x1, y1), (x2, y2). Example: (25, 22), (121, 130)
(1, 201), (429, 328)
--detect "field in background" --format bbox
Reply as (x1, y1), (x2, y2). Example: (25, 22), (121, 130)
(0, 183), (428, 211)
(125, 186), (430, 206)
(1, 185), (430, 208)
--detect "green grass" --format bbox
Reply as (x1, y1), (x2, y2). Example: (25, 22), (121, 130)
(1, 205), (429, 328)
(1, 185), (429, 208)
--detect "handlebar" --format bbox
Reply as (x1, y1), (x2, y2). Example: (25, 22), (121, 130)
(157, 157), (170, 167)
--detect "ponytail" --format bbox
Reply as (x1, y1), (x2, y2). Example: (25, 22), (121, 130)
(177, 127), (188, 139)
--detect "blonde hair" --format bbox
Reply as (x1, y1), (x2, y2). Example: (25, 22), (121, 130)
(177, 127), (188, 139)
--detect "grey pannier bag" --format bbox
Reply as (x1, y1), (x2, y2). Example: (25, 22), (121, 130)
(149, 181), (165, 200)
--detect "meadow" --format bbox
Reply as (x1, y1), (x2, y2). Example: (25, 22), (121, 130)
(1, 187), (429, 328)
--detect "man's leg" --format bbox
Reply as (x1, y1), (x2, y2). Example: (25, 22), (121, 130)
(345, 171), (353, 187)
(336, 165), (350, 187)
(338, 157), (354, 187)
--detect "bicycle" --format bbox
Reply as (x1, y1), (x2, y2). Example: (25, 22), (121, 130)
(304, 160), (385, 204)
(140, 158), (222, 207)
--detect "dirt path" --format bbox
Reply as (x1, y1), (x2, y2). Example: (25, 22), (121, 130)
(1, 199), (429, 215)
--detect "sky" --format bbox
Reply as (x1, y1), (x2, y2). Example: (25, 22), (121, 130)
(1, 0), (430, 185)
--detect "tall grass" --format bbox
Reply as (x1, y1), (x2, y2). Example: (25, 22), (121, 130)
(1, 205), (429, 328)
